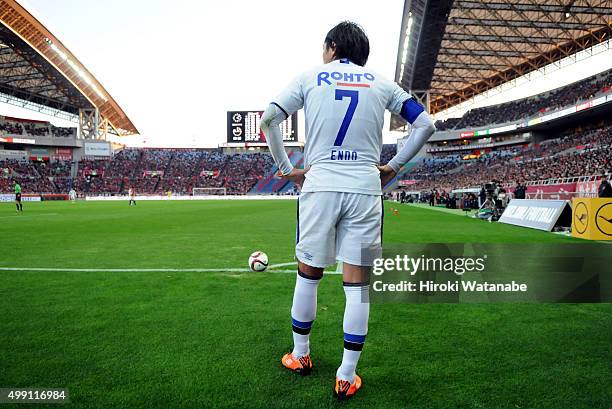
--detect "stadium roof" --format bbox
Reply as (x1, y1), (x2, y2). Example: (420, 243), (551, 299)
(392, 0), (612, 129)
(0, 0), (138, 135)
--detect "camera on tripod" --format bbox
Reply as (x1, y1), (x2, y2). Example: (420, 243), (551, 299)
(478, 181), (507, 221)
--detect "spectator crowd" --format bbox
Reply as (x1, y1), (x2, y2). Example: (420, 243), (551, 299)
(435, 69), (612, 130)
(1, 145), (402, 196)
(0, 149), (277, 196)
(2, 124), (610, 198)
(402, 124), (612, 193)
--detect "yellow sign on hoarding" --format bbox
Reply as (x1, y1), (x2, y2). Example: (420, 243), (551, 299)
(572, 198), (612, 241)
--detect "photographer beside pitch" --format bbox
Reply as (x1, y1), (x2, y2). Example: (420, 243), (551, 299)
(598, 174), (612, 198)
(261, 21), (435, 399)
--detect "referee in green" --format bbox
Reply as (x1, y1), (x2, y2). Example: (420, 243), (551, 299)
(14, 181), (23, 212)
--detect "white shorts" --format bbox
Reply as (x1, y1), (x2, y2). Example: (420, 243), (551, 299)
(296, 191), (383, 268)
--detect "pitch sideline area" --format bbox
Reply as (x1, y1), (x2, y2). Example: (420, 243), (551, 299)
(0, 263), (339, 275)
(1, 200), (610, 408)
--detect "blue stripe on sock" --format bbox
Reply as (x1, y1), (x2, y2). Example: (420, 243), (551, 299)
(292, 318), (313, 329)
(344, 333), (366, 344)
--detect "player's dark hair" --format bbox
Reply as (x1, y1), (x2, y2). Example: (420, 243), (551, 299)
(325, 21), (370, 66)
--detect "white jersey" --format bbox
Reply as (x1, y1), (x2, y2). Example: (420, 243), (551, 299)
(69, 189), (76, 199)
(274, 59), (411, 195)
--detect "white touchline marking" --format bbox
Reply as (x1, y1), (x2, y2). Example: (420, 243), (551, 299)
(0, 266), (342, 275)
(0, 213), (59, 219)
(268, 261), (298, 268)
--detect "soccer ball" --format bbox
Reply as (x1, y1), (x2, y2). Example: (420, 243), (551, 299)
(248, 251), (268, 272)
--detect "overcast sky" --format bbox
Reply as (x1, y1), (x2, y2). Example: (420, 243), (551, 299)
(2, 1), (611, 147)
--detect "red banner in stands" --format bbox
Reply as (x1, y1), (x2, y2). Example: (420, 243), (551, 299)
(576, 101), (593, 112)
(576, 181), (599, 197)
(398, 179), (418, 186)
(525, 183), (577, 200)
(55, 148), (72, 160)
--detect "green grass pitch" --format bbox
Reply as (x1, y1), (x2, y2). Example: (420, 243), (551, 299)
(0, 200), (610, 408)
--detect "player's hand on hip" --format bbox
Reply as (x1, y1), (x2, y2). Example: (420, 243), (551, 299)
(283, 167), (310, 189)
(377, 164), (397, 188)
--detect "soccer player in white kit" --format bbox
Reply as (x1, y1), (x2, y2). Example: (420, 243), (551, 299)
(69, 188), (77, 203)
(261, 21), (435, 399)
(128, 188), (136, 206)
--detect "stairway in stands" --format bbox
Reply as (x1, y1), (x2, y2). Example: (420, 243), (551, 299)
(249, 149), (303, 194)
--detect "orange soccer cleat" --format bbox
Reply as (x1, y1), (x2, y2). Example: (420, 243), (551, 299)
(281, 352), (313, 376)
(334, 374), (362, 400)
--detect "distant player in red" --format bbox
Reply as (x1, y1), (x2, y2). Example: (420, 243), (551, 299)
(128, 187), (136, 206)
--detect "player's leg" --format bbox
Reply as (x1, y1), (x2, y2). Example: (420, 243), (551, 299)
(282, 261), (322, 375)
(334, 194), (382, 399)
(335, 262), (369, 397)
(292, 261), (323, 360)
(282, 192), (339, 375)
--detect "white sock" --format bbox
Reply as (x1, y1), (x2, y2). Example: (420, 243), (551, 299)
(290, 272), (321, 358)
(337, 284), (369, 383)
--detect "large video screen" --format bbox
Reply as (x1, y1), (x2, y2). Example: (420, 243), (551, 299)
(227, 111), (298, 143)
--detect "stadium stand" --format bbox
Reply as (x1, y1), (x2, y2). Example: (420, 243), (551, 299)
(380, 144), (396, 165)
(435, 69), (612, 130)
(4, 120), (608, 196)
(0, 145), (400, 196)
(403, 123), (612, 192)
(251, 150), (303, 194)
(0, 158), (57, 193)
(250, 144), (398, 194)
(15, 149), (275, 196)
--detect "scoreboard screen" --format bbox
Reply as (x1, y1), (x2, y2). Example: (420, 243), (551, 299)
(227, 111), (298, 144)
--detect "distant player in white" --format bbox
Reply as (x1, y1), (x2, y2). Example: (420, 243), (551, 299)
(128, 187), (136, 206)
(69, 188), (77, 203)
(261, 22), (435, 399)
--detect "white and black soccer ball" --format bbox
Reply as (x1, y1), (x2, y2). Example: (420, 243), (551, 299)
(248, 251), (268, 272)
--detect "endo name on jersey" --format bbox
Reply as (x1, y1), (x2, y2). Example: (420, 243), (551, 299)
(274, 59), (410, 195)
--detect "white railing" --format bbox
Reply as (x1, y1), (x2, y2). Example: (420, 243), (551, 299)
(525, 173), (609, 186)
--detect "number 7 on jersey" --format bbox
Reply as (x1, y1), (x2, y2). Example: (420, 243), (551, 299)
(334, 89), (359, 146)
